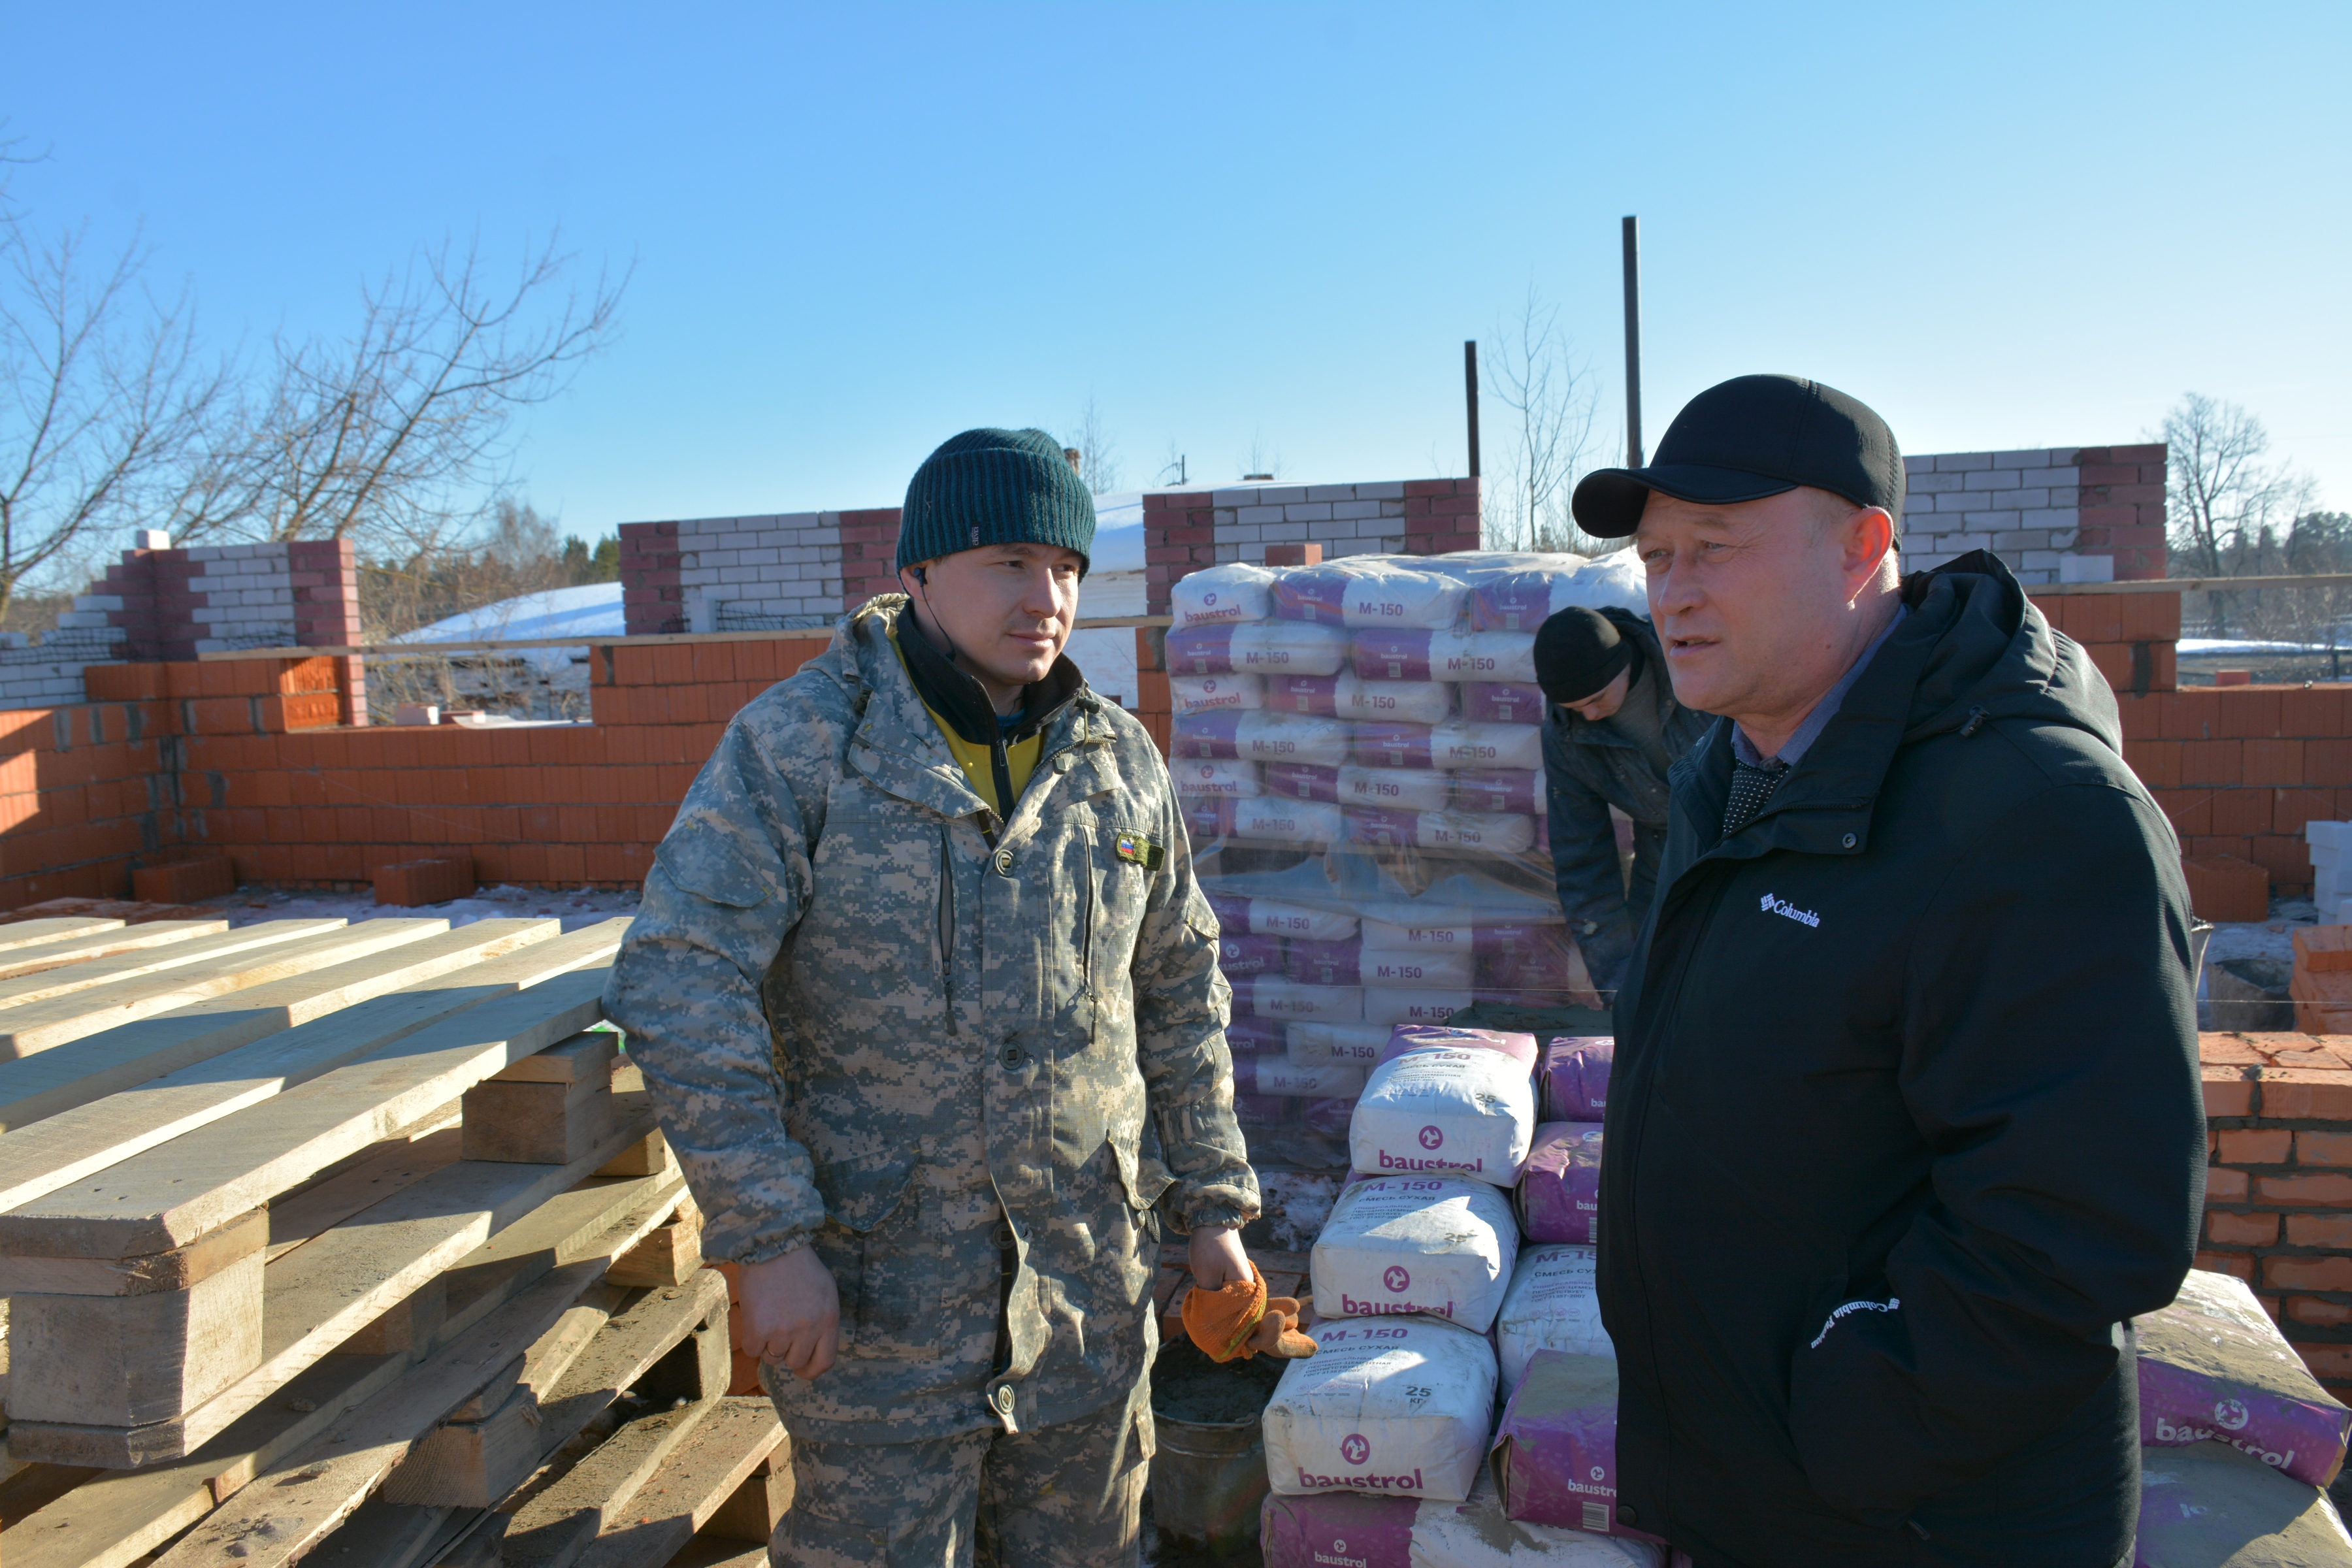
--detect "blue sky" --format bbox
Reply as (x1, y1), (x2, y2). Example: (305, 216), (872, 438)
(5, 3), (2345, 546)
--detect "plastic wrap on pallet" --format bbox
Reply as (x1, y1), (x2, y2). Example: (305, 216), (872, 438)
(1225, 1015), (1288, 1054)
(1241, 1057), (1369, 1099)
(1236, 1091), (1298, 1129)
(1289, 1021), (1393, 1066)
(1217, 934), (1286, 977)
(1186, 552), (1640, 1170)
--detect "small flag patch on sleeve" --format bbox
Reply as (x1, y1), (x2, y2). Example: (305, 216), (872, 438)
(1113, 830), (1165, 869)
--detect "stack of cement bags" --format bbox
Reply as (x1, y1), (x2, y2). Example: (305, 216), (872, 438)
(1174, 553), (1638, 1168)
(1258, 1024), (1661, 1566)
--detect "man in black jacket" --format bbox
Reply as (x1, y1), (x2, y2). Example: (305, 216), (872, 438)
(1537, 606), (1712, 990)
(1574, 375), (2203, 1567)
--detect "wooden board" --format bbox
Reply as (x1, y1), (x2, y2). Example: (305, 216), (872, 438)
(0, 919), (444, 1062)
(144, 1260), (717, 1568)
(0, 919), (337, 1017)
(500, 1401), (723, 1568)
(265, 1127), (465, 1263)
(382, 1284), (631, 1507)
(0, 1181), (684, 1568)
(0, 918), (624, 1213)
(0, 917), (554, 1136)
(572, 1400), (787, 1568)
(5, 1096), (660, 1464)
(0, 915), (124, 956)
(295, 1495), (456, 1568)
(0, 967), (620, 1260)
(0, 919), (212, 984)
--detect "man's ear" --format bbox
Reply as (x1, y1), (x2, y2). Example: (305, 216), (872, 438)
(1842, 507), (1897, 596)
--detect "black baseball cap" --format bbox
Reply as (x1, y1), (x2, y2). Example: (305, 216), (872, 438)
(1571, 374), (1904, 539)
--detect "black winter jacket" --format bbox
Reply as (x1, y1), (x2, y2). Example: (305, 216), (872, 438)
(1596, 555), (2204, 1568)
(1543, 609), (1714, 990)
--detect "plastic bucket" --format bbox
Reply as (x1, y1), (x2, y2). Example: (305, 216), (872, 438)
(1149, 1338), (1282, 1553)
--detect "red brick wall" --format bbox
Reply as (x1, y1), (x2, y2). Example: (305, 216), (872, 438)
(2198, 1031), (2352, 1397)
(2076, 444), (2170, 581)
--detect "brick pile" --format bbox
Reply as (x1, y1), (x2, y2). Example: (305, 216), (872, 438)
(2197, 1030), (2352, 1400)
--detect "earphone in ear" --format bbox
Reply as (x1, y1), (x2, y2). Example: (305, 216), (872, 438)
(913, 566), (928, 585)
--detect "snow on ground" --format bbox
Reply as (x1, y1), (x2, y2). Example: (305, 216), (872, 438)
(2178, 637), (2343, 656)
(214, 881), (640, 933)
(393, 583), (625, 676)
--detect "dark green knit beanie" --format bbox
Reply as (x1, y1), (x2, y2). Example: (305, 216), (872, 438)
(896, 427), (1097, 576)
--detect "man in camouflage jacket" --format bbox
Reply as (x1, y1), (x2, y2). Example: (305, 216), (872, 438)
(606, 428), (1260, 1566)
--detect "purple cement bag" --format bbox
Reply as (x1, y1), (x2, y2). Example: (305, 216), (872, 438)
(1235, 1092), (1298, 1129)
(1539, 1037), (1614, 1123)
(1351, 721), (1434, 769)
(1218, 934), (1286, 977)
(1517, 1122), (1603, 1244)
(1260, 1473), (1665, 1567)
(1490, 1348), (1666, 1546)
(1224, 1015), (1287, 1054)
(1287, 938), (1362, 988)
(1264, 762), (1341, 802)
(2138, 1269), (2351, 1486)
(1462, 679), (1549, 724)
(1452, 768), (1543, 815)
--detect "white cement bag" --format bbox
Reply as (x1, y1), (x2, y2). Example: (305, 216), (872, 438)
(1230, 711), (1352, 766)
(1172, 563), (1276, 627)
(1416, 811), (1536, 854)
(1362, 989), (1477, 1029)
(1289, 1021), (1394, 1066)
(1264, 1312), (1500, 1501)
(1233, 622), (1352, 676)
(1352, 630), (1539, 685)
(1361, 949), (1477, 990)
(1341, 765), (1456, 813)
(1343, 680), (1456, 726)
(1173, 759), (1261, 796)
(1233, 797), (1344, 845)
(1313, 1175), (1520, 1330)
(1431, 721), (1546, 772)
(1171, 673), (1264, 713)
(1244, 977), (1364, 1023)
(1241, 1057), (1369, 1099)
(1341, 564), (1473, 630)
(1553, 551), (1648, 617)
(1214, 896), (1359, 943)
(1496, 1245), (1610, 1395)
(1352, 1026), (1539, 1184)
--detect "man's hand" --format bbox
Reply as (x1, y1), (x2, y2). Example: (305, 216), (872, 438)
(1189, 1223), (1250, 1292)
(736, 1245), (840, 1380)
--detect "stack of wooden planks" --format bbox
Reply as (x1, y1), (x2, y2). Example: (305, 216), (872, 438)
(0, 911), (792, 1568)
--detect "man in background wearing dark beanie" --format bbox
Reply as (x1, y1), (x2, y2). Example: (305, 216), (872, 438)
(1534, 600), (1710, 992)
(608, 427), (1260, 1566)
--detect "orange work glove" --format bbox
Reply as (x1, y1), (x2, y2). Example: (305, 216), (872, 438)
(1183, 1263), (1318, 1361)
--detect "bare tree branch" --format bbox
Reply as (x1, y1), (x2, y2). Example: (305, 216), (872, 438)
(1064, 395), (1122, 495)
(1481, 286), (1603, 553)
(175, 232), (627, 559)
(2162, 392), (2315, 634)
(0, 203), (223, 620)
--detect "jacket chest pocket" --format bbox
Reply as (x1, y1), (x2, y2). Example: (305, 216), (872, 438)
(1083, 825), (1156, 1008)
(798, 786), (943, 992)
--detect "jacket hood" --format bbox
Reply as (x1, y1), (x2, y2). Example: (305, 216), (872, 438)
(1894, 549), (2119, 755)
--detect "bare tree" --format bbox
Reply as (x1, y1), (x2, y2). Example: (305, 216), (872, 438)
(172, 233), (627, 561)
(1238, 432), (1284, 480)
(1063, 395), (1122, 495)
(0, 175), (224, 621)
(1481, 286), (1603, 553)
(2162, 392), (2317, 634)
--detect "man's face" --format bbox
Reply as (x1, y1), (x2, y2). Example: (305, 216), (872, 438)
(900, 542), (1084, 694)
(1633, 487), (1893, 723)
(1556, 666), (1632, 725)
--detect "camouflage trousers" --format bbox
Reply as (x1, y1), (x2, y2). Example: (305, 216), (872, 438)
(772, 1390), (1154, 1567)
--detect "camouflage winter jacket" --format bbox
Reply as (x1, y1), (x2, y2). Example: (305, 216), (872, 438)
(606, 595), (1259, 1440)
